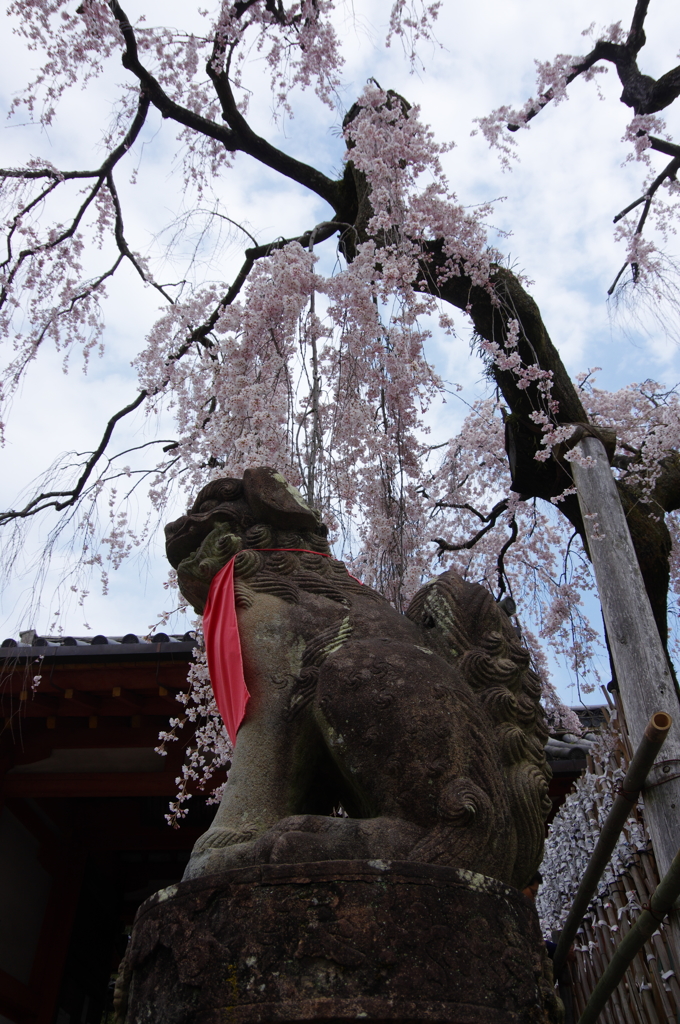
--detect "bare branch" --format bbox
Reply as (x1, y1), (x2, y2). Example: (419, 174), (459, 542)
(0, 177), (60, 274)
(29, 254), (124, 351)
(432, 499), (506, 523)
(0, 88), (152, 313)
(431, 499), (510, 556)
(607, 262), (630, 297)
(0, 178), (101, 309)
(106, 172), (175, 303)
(507, 41), (613, 131)
(107, 0), (343, 211)
(0, 390), (148, 524)
(0, 87), (150, 185)
(609, 155), (680, 293)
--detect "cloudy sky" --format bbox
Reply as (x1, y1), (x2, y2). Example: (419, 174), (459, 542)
(1, 0), (679, 704)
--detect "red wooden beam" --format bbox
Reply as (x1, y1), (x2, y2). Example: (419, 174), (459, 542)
(1, 663), (191, 695)
(33, 851), (86, 1024)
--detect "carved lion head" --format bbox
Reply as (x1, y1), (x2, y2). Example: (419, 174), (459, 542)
(165, 468), (328, 612)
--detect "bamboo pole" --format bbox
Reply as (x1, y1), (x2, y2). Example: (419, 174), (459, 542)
(646, 943), (676, 1024)
(576, 922), (597, 1005)
(553, 713), (672, 974)
(583, 919), (617, 1024)
(577, 846), (680, 1024)
(572, 436), (680, 887)
(594, 903), (631, 1023)
(630, 861), (652, 905)
(651, 930), (680, 1008)
(571, 953), (588, 1020)
(639, 850), (662, 901)
(606, 888), (647, 1024)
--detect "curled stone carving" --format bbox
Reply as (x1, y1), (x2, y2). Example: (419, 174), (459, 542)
(233, 548), (264, 578)
(163, 467), (553, 892)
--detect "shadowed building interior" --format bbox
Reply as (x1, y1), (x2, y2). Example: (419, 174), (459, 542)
(0, 635), (226, 1024)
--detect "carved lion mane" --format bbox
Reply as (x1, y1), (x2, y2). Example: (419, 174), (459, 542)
(166, 468), (552, 889)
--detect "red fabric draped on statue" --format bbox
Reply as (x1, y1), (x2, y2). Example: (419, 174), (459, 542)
(202, 558), (249, 746)
(203, 548), (359, 745)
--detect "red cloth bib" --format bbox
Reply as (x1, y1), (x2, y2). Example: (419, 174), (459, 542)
(202, 558), (248, 746)
(203, 548), (361, 745)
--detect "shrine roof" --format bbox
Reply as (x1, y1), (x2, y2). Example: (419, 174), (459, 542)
(0, 631), (196, 661)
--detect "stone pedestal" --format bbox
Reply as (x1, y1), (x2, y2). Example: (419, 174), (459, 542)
(125, 860), (560, 1024)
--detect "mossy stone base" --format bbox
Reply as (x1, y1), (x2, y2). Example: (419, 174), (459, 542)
(126, 860), (560, 1024)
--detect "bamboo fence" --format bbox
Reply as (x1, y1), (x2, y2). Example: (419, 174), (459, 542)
(562, 691), (680, 1024)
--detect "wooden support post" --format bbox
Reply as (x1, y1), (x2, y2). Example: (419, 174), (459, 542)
(572, 436), (680, 885)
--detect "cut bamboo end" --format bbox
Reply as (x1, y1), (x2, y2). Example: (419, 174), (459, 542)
(644, 711), (672, 744)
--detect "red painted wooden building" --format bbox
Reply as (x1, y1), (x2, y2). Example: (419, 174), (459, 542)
(0, 633), (227, 1024)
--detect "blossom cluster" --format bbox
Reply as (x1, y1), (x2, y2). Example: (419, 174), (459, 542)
(474, 20), (678, 290)
(345, 83), (497, 288)
(537, 713), (649, 938)
(155, 627), (232, 825)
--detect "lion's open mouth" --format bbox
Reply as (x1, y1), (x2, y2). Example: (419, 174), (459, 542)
(165, 505), (250, 568)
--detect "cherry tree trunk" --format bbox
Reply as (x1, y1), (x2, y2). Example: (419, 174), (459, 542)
(572, 436), (680, 885)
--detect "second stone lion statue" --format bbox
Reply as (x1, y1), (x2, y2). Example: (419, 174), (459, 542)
(165, 468), (552, 887)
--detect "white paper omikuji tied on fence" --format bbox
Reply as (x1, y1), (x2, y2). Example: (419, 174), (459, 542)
(572, 435), (680, 886)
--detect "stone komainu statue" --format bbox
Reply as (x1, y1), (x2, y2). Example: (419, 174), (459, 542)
(165, 468), (552, 888)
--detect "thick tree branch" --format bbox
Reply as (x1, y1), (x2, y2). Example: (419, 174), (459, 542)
(431, 499), (510, 556)
(627, 0), (650, 52)
(496, 516), (519, 598)
(107, 1), (343, 212)
(507, 0), (680, 132)
(422, 248), (588, 426)
(648, 136), (680, 159)
(650, 452), (680, 514)
(109, 1), (238, 147)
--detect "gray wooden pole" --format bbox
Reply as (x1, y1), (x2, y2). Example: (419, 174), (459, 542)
(571, 435), (680, 884)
